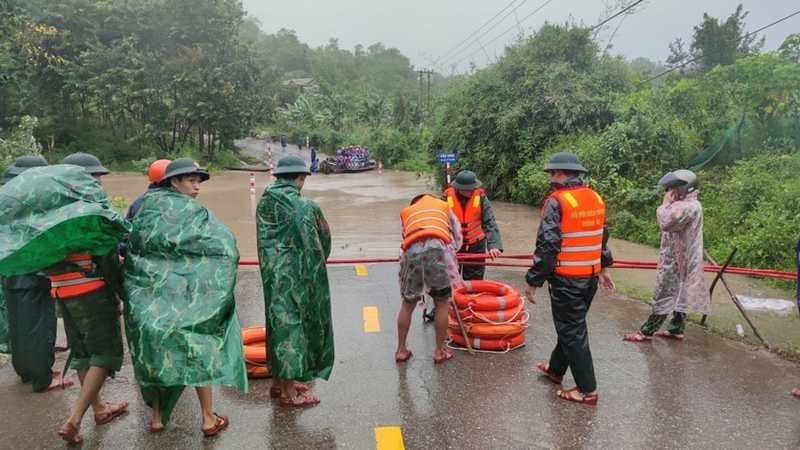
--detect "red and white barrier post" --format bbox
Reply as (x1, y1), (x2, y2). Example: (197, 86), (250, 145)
(446, 162), (451, 186)
(249, 172), (255, 194)
(268, 148), (273, 175)
(378, 161), (382, 176)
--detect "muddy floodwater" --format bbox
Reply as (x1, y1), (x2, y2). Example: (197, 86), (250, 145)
(101, 167), (792, 309)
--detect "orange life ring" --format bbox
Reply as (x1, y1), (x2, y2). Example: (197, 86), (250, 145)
(448, 330), (525, 351)
(453, 280), (521, 311)
(448, 317), (528, 338)
(246, 362), (270, 378)
(242, 326), (268, 363)
(449, 301), (525, 324)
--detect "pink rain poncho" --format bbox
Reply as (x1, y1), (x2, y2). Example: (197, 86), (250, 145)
(651, 191), (711, 315)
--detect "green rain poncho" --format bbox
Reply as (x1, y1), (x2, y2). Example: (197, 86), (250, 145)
(123, 188), (247, 425)
(256, 178), (334, 382)
(0, 165), (130, 276)
(0, 284), (8, 353)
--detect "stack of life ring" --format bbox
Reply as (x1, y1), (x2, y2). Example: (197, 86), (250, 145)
(448, 280), (529, 351)
(242, 326), (270, 378)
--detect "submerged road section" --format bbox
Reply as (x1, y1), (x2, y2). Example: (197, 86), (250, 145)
(1, 265), (800, 449)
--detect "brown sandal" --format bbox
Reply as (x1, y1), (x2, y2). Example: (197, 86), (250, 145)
(269, 382), (309, 398)
(537, 363), (563, 383)
(202, 413), (229, 437)
(557, 387), (598, 405)
(279, 393), (321, 408)
(623, 331), (652, 342)
(94, 401), (130, 425)
(654, 330), (684, 340)
(57, 421), (83, 445)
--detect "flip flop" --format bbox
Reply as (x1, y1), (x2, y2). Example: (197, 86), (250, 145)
(45, 377), (74, 391)
(536, 363), (563, 383)
(94, 401), (130, 425)
(557, 387), (598, 406)
(395, 349), (413, 363)
(433, 349), (454, 364)
(623, 331), (652, 342)
(279, 393), (321, 408)
(790, 389), (800, 399)
(202, 413), (229, 436)
(654, 330), (684, 340)
(269, 382), (309, 398)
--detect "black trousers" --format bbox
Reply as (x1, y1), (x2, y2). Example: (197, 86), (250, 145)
(5, 274), (56, 392)
(458, 239), (487, 281)
(547, 275), (598, 393)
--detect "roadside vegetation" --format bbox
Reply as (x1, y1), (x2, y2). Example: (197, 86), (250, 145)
(1, 2), (798, 350)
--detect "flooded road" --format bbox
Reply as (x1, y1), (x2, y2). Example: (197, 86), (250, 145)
(101, 153), (796, 348)
(2, 149), (800, 449)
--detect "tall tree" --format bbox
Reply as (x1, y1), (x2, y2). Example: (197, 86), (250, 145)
(667, 4), (764, 76)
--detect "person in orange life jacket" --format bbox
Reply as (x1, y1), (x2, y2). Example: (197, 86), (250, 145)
(396, 194), (464, 364)
(424, 170), (503, 321)
(52, 153), (129, 445)
(119, 159), (170, 256)
(1, 155), (74, 393)
(524, 152), (615, 406)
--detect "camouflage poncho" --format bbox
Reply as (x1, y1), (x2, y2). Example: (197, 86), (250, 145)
(0, 165), (130, 276)
(256, 178), (334, 382)
(123, 188), (247, 425)
(0, 283), (8, 353)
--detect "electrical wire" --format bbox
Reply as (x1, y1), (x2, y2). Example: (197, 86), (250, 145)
(447, 0), (554, 68)
(638, 8), (800, 86)
(437, 0), (532, 67)
(434, 0), (521, 64)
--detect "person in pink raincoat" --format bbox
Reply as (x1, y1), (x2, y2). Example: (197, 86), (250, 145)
(623, 170), (710, 342)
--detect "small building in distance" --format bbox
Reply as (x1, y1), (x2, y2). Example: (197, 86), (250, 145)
(282, 78), (316, 93)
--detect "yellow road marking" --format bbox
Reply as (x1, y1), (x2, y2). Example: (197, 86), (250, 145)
(355, 264), (368, 276)
(363, 306), (380, 332)
(375, 426), (405, 450)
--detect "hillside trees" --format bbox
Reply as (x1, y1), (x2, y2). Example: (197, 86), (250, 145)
(428, 24), (635, 200)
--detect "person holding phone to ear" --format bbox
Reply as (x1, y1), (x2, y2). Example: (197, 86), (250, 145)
(623, 169), (710, 343)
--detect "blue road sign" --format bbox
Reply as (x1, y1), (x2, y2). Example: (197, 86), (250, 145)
(438, 152), (457, 163)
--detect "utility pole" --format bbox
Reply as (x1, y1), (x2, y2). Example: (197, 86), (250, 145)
(417, 69), (433, 131)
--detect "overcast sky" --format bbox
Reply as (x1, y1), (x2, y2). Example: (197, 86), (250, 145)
(241, 0), (799, 73)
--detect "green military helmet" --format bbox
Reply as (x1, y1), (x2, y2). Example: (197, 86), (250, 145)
(543, 152), (587, 173)
(450, 170), (482, 190)
(61, 152), (110, 175)
(272, 154), (311, 175)
(0, 167), (13, 185)
(6, 154), (48, 178)
(160, 157), (210, 184)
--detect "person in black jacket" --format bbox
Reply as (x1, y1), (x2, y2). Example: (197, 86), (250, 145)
(524, 152), (615, 406)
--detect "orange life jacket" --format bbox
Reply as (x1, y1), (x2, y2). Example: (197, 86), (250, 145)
(444, 187), (486, 245)
(400, 196), (452, 250)
(49, 254), (107, 300)
(542, 186), (606, 277)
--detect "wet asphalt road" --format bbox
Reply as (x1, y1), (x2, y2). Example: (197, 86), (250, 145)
(1, 264), (800, 450)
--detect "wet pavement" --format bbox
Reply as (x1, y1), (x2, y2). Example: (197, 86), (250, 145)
(2, 144), (799, 448)
(2, 264), (800, 449)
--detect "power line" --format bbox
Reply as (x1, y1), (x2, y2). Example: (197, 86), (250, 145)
(434, 0), (520, 63)
(590, 0), (646, 32)
(448, 0), (553, 68)
(437, 0), (532, 67)
(638, 8), (800, 86)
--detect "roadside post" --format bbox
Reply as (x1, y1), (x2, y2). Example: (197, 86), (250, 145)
(378, 161), (382, 176)
(249, 172), (255, 194)
(438, 152), (457, 186)
(268, 148), (273, 175)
